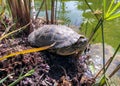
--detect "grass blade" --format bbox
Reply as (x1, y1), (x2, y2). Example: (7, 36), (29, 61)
(0, 73), (14, 84)
(0, 22), (30, 42)
(0, 43), (55, 61)
(1, 23), (15, 36)
(8, 69), (34, 86)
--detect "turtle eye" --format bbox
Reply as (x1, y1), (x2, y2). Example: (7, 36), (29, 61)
(76, 36), (86, 44)
(80, 36), (85, 39)
(79, 36), (87, 43)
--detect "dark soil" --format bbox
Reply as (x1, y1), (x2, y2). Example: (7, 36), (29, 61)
(0, 32), (95, 86)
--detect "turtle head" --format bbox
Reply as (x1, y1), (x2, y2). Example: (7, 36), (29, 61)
(55, 35), (88, 56)
(74, 35), (88, 52)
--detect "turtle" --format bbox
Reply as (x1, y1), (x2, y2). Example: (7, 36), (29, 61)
(28, 25), (88, 56)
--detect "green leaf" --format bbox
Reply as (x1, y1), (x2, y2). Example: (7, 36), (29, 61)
(103, 0), (106, 17)
(24, 69), (35, 77)
(105, 0), (115, 18)
(106, 12), (120, 20)
(108, 2), (120, 16)
(99, 75), (107, 86)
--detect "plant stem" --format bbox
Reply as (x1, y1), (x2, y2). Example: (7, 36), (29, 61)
(55, 0), (58, 24)
(88, 18), (102, 43)
(101, 18), (106, 75)
(84, 0), (99, 20)
(8, 69), (34, 86)
(44, 0), (49, 24)
(51, 0), (55, 24)
(109, 64), (120, 78)
(105, 44), (120, 72)
(94, 43), (120, 79)
(35, 0), (44, 19)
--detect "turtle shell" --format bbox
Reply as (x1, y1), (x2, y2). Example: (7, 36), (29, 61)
(28, 25), (87, 55)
